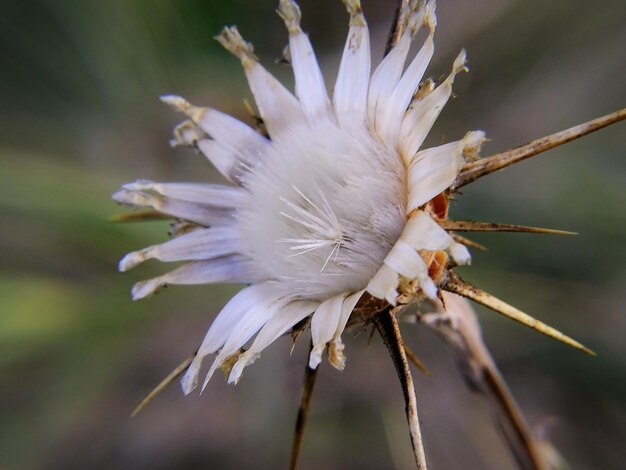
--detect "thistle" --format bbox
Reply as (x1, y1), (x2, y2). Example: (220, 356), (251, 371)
(113, 1), (625, 468)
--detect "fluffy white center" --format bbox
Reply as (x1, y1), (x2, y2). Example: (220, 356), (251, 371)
(237, 120), (407, 299)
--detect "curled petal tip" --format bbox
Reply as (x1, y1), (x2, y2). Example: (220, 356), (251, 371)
(118, 250), (146, 272)
(449, 243), (471, 265)
(160, 94), (188, 110)
(227, 365), (244, 385)
(277, 0), (302, 33)
(111, 189), (129, 204)
(112, 189), (154, 208)
(131, 278), (163, 300)
(180, 373), (197, 396)
(452, 49), (467, 74)
(122, 179), (154, 192)
(419, 276), (438, 300)
(308, 347), (323, 370)
(160, 95), (204, 122)
(341, 0), (364, 24)
(171, 120), (206, 148)
(215, 26), (256, 62)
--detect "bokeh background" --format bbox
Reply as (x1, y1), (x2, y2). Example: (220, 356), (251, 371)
(1, 0), (625, 469)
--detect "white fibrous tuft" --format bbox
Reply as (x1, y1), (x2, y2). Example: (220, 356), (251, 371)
(238, 120), (406, 299)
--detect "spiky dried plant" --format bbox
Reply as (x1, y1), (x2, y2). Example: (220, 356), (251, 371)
(113, 1), (625, 468)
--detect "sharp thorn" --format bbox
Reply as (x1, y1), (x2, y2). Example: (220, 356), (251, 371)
(440, 220), (577, 236)
(450, 233), (488, 252)
(130, 351), (196, 418)
(403, 344), (432, 377)
(110, 210), (171, 223)
(443, 273), (595, 356)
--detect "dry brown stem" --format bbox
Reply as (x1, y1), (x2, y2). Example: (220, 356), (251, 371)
(455, 108), (626, 188)
(289, 342), (319, 470)
(374, 307), (428, 470)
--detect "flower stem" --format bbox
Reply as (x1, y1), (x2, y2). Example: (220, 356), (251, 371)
(374, 307), (428, 470)
(289, 343), (319, 470)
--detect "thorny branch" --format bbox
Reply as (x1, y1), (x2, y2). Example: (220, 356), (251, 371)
(374, 307), (428, 470)
(455, 107), (626, 188)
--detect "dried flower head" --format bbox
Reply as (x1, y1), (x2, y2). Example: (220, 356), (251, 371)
(113, 0), (624, 467)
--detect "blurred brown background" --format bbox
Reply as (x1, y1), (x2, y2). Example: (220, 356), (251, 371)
(1, 0), (625, 469)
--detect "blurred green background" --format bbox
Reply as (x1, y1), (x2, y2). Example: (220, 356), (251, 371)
(1, 0), (624, 469)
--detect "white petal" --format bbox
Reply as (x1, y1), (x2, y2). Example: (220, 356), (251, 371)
(161, 95), (269, 166)
(383, 240), (438, 300)
(329, 289), (365, 370)
(309, 293), (349, 369)
(112, 188), (234, 226)
(384, 239), (424, 278)
(367, 2), (427, 133)
(401, 210), (453, 250)
(216, 26), (307, 139)
(406, 130), (485, 212)
(228, 299), (319, 384)
(130, 255), (258, 300)
(399, 49), (467, 161)
(367, 34), (411, 134)
(333, 289), (365, 341)
(333, 1), (371, 126)
(449, 243), (471, 265)
(119, 227), (244, 272)
(122, 180), (247, 208)
(401, 210), (471, 265)
(196, 139), (243, 182)
(278, 0), (334, 123)
(203, 291), (291, 390)
(366, 264), (400, 306)
(181, 283), (279, 394)
(379, 5), (436, 143)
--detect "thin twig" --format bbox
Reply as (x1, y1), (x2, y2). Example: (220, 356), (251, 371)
(455, 108), (626, 188)
(421, 292), (547, 470)
(130, 351), (196, 417)
(374, 307), (428, 470)
(289, 342), (319, 470)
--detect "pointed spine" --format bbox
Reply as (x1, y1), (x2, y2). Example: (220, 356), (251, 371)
(443, 273), (595, 355)
(439, 220), (577, 236)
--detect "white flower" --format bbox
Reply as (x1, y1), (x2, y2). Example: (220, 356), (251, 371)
(113, 0), (485, 393)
